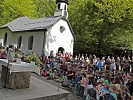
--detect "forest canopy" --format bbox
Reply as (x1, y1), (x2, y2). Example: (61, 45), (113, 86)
(0, 0), (133, 55)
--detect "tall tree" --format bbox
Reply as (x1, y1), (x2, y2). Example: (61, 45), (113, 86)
(0, 0), (37, 26)
(0, 0), (56, 26)
(69, 0), (133, 55)
(33, 0), (56, 18)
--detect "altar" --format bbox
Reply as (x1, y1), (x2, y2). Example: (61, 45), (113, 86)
(0, 59), (40, 89)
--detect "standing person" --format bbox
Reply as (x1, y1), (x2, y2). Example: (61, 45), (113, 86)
(124, 58), (129, 75)
(85, 54), (88, 60)
(105, 56), (111, 70)
(89, 54), (93, 64)
(58, 51), (62, 63)
(116, 57), (121, 71)
(127, 56), (131, 73)
(93, 55), (97, 74)
(111, 57), (115, 63)
(74, 55), (78, 61)
(110, 61), (116, 75)
(86, 57), (90, 67)
(101, 57), (105, 70)
(7, 44), (15, 62)
(81, 54), (84, 60)
(81, 54), (85, 64)
(49, 50), (54, 58)
(74, 70), (82, 95)
(41, 50), (45, 63)
(97, 58), (102, 72)
(78, 54), (81, 61)
(121, 57), (125, 71)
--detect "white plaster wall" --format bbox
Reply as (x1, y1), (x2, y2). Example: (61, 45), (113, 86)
(45, 19), (74, 56)
(12, 31), (44, 55)
(0, 28), (44, 55)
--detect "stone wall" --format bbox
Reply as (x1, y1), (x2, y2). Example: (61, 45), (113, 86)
(1, 65), (31, 89)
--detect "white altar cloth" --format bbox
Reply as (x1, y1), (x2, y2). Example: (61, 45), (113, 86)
(0, 59), (40, 75)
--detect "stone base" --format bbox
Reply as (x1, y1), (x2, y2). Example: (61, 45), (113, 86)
(1, 65), (31, 89)
(0, 76), (70, 100)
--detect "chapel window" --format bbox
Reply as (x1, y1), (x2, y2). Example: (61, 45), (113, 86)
(60, 26), (66, 33)
(17, 36), (22, 49)
(28, 35), (33, 50)
(3, 32), (7, 46)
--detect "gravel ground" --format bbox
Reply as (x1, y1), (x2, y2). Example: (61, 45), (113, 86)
(32, 73), (82, 100)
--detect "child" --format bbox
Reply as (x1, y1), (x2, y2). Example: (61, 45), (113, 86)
(96, 82), (103, 100)
(62, 72), (68, 87)
(110, 85), (117, 100)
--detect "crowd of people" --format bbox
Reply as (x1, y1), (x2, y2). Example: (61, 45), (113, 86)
(40, 52), (133, 100)
(0, 45), (132, 100)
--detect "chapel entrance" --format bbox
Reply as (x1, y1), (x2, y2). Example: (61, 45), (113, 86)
(58, 47), (65, 54)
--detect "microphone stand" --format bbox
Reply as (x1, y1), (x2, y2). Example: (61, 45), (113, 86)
(0, 48), (14, 89)
(3, 56), (10, 88)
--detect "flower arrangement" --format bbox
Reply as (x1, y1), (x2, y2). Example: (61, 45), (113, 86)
(26, 52), (42, 66)
(14, 51), (21, 58)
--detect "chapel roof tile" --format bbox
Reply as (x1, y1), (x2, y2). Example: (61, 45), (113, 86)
(1, 16), (62, 32)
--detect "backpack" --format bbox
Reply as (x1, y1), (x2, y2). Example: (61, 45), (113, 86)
(99, 94), (115, 100)
(104, 93), (115, 100)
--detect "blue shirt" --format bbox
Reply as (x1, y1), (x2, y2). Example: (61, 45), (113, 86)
(97, 60), (102, 69)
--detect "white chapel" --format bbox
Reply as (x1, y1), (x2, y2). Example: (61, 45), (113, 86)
(0, 0), (74, 56)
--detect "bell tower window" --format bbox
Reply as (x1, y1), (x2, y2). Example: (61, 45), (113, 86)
(64, 5), (66, 10)
(54, 0), (69, 18)
(58, 3), (60, 9)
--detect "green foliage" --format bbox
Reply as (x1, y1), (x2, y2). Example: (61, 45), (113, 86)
(0, 0), (56, 26)
(0, 0), (37, 26)
(14, 51), (21, 58)
(26, 53), (41, 65)
(33, 0), (56, 18)
(69, 0), (133, 55)
(0, 0), (133, 55)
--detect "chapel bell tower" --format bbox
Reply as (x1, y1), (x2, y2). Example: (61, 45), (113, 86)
(54, 0), (68, 18)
